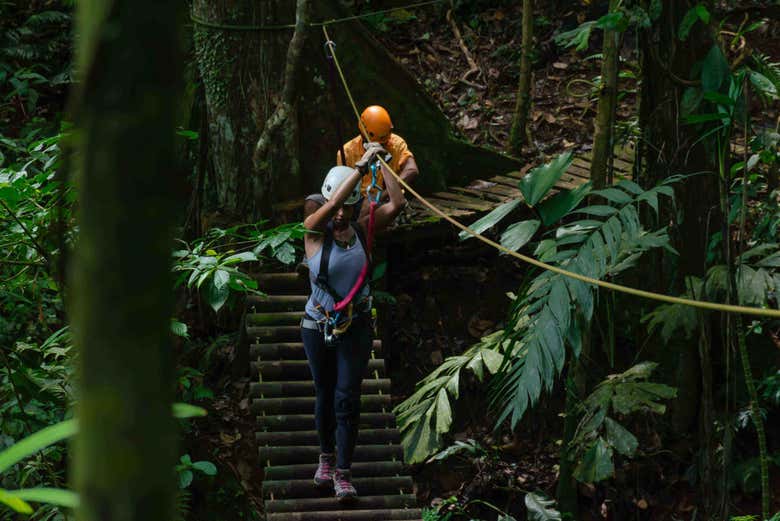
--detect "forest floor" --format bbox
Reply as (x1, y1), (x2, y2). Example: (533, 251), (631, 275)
(185, 5), (780, 521)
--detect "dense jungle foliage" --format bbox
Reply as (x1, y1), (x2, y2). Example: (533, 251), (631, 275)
(0, 1), (779, 520)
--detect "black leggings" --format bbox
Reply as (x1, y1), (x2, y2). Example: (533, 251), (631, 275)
(301, 316), (372, 469)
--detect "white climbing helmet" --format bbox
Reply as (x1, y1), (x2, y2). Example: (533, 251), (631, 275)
(321, 166), (361, 206)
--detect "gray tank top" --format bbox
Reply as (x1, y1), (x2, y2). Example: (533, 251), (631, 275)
(305, 225), (370, 321)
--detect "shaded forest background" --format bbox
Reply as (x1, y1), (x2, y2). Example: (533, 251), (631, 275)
(0, 1), (779, 521)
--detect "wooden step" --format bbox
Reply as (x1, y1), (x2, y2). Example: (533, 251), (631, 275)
(257, 413), (396, 431)
(253, 359), (385, 380)
(255, 272), (309, 293)
(258, 444), (403, 465)
(266, 508), (422, 521)
(246, 325), (302, 343)
(264, 460), (405, 480)
(256, 428), (400, 446)
(251, 340), (382, 361)
(265, 494), (417, 513)
(251, 394), (392, 415)
(251, 378), (391, 397)
(247, 294), (308, 312)
(263, 475), (413, 499)
(246, 311), (304, 326)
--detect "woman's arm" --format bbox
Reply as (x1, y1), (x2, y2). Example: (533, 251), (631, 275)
(303, 168), (362, 232)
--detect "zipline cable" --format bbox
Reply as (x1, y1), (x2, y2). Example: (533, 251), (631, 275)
(321, 25), (780, 319)
(190, 0), (445, 32)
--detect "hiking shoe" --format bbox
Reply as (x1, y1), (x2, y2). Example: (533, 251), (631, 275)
(333, 468), (357, 502)
(313, 453), (335, 487)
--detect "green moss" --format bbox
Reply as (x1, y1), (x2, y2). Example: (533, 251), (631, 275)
(193, 28), (234, 111)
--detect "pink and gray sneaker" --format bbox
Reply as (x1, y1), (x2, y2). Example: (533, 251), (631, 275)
(333, 468), (357, 502)
(314, 453), (335, 487)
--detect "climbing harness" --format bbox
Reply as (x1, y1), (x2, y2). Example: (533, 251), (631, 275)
(320, 25), (780, 319)
(313, 157), (385, 345)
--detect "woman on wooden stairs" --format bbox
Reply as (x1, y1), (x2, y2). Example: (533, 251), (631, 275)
(301, 144), (406, 503)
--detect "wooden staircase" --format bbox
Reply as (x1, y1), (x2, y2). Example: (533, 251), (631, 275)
(247, 272), (422, 521)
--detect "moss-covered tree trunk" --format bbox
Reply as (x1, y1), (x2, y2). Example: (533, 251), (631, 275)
(70, 2), (180, 520)
(191, 1), (521, 224)
(192, 0), (296, 221)
(589, 0), (620, 189)
(509, 0), (533, 155)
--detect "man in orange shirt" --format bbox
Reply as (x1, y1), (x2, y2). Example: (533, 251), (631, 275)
(337, 105), (419, 214)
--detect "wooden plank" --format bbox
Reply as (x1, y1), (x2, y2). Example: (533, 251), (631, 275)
(488, 175), (523, 189)
(449, 186), (506, 202)
(424, 196), (490, 212)
(468, 180), (523, 198)
(566, 163), (592, 179)
(432, 191), (493, 210)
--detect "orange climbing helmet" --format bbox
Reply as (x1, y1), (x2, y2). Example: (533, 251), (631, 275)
(360, 105), (393, 143)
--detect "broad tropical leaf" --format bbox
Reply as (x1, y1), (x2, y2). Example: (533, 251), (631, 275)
(525, 492), (562, 521)
(518, 151), (573, 206)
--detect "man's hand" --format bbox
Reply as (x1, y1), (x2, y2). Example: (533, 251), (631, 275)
(355, 142), (388, 173)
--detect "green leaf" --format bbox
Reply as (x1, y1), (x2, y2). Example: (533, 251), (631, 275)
(459, 199), (521, 240)
(702, 90), (735, 106)
(173, 403), (207, 418)
(223, 251), (258, 264)
(525, 492), (562, 520)
(694, 4), (710, 23)
(0, 420), (77, 474)
(596, 11), (628, 32)
(273, 241), (297, 265)
(372, 261), (387, 281)
(0, 489), (33, 514)
(519, 151), (573, 206)
(678, 4), (708, 41)
(701, 45), (729, 93)
(434, 388), (452, 434)
(604, 417), (638, 456)
(500, 220), (540, 253)
(554, 21), (595, 51)
(8, 488), (79, 509)
(205, 275), (230, 312)
(680, 87), (703, 116)
(538, 182), (591, 226)
(192, 461), (217, 476)
(170, 319), (189, 339)
(179, 469), (193, 489)
(574, 437), (614, 483)
(749, 70), (778, 99)
(591, 188), (632, 205)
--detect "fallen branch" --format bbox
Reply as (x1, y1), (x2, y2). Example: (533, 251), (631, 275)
(446, 8), (483, 85)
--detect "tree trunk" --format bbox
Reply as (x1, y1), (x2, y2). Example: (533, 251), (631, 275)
(509, 0), (533, 155)
(639, 2), (720, 517)
(590, 0), (620, 190)
(191, 1), (521, 224)
(192, 0), (296, 221)
(70, 2), (180, 520)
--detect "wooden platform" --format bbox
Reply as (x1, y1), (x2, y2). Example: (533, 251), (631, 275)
(399, 143), (636, 227)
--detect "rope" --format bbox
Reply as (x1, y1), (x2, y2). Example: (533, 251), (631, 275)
(190, 0), (444, 32)
(321, 27), (780, 319)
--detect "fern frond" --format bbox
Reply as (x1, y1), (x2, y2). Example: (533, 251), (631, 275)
(25, 11), (71, 27)
(394, 331), (509, 463)
(491, 180), (676, 429)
